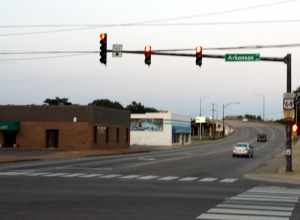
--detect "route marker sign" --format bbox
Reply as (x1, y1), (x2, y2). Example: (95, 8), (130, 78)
(112, 44), (123, 57)
(225, 53), (260, 62)
(283, 93), (295, 120)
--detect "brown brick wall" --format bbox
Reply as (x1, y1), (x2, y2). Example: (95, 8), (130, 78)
(16, 121), (92, 150)
(0, 122), (129, 150)
(90, 124), (129, 149)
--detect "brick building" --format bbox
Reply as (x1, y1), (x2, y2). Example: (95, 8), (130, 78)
(0, 105), (130, 150)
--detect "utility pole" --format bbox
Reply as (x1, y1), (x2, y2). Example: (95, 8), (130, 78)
(285, 54), (293, 172)
(212, 104), (215, 140)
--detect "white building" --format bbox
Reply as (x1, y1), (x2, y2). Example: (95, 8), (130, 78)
(130, 112), (191, 146)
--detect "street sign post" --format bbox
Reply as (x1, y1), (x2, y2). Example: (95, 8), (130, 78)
(283, 93), (295, 120)
(112, 44), (123, 57)
(225, 53), (260, 62)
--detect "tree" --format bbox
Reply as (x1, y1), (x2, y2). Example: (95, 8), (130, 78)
(44, 97), (72, 106)
(89, 99), (124, 110)
(126, 101), (159, 113)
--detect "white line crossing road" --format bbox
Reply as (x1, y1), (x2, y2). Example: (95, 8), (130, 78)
(158, 176), (179, 181)
(199, 177), (218, 182)
(0, 171), (239, 184)
(179, 177), (198, 182)
(196, 186), (300, 220)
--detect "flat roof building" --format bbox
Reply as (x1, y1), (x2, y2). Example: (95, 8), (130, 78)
(130, 112), (191, 146)
(0, 105), (130, 150)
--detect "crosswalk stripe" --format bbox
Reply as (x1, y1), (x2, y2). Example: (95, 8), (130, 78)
(217, 204), (295, 211)
(220, 178), (238, 183)
(80, 174), (103, 178)
(207, 208), (292, 216)
(196, 213), (289, 220)
(43, 173), (68, 177)
(158, 176), (179, 181)
(25, 172), (51, 176)
(100, 174), (122, 179)
(179, 177), (198, 182)
(120, 175), (141, 179)
(138, 175), (159, 180)
(199, 177), (218, 182)
(0, 172), (22, 176)
(61, 173), (86, 177)
(236, 194), (299, 201)
(230, 196), (298, 203)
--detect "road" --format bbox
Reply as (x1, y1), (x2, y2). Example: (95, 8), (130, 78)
(0, 121), (299, 220)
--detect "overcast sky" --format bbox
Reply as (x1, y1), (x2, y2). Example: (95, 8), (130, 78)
(1, 0), (300, 119)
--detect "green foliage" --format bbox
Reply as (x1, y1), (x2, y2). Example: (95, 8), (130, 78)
(89, 99), (124, 110)
(125, 101), (159, 113)
(44, 97), (72, 106)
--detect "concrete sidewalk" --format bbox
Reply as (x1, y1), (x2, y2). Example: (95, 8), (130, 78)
(246, 138), (300, 185)
(0, 148), (149, 164)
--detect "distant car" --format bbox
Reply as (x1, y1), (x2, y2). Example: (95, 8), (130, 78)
(232, 142), (254, 158)
(257, 133), (267, 142)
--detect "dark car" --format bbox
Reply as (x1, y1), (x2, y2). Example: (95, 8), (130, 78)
(257, 133), (267, 142)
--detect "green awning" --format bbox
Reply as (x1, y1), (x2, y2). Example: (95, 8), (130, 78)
(0, 121), (20, 131)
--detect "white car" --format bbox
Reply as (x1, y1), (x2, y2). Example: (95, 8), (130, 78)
(232, 142), (254, 158)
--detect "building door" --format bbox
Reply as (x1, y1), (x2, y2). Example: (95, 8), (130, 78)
(3, 131), (17, 148)
(46, 130), (59, 148)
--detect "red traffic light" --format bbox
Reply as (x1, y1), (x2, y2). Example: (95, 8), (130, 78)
(195, 46), (203, 54)
(100, 33), (106, 41)
(144, 45), (151, 53)
(292, 124), (298, 133)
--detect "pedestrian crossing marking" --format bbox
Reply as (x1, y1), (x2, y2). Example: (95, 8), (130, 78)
(199, 177), (218, 182)
(0, 171), (240, 184)
(179, 177), (198, 181)
(158, 176), (179, 181)
(196, 186), (300, 220)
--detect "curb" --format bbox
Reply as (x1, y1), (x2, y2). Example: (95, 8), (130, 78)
(244, 173), (300, 185)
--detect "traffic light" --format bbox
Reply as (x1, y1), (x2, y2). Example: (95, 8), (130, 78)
(144, 45), (151, 66)
(99, 33), (107, 65)
(195, 46), (203, 67)
(292, 123), (298, 134)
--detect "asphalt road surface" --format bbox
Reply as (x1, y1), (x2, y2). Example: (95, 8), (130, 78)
(1, 121), (299, 220)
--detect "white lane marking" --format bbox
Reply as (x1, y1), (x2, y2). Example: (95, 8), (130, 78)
(198, 177), (218, 182)
(179, 177), (198, 182)
(158, 176), (179, 181)
(43, 173), (68, 177)
(138, 175), (159, 180)
(236, 194), (299, 201)
(230, 196), (298, 203)
(217, 204), (295, 211)
(138, 157), (156, 161)
(120, 175), (141, 179)
(196, 213), (289, 220)
(208, 208), (292, 217)
(61, 173), (86, 177)
(80, 174), (103, 178)
(220, 178), (238, 183)
(0, 172), (23, 176)
(248, 187), (300, 195)
(25, 172), (51, 176)
(100, 174), (122, 179)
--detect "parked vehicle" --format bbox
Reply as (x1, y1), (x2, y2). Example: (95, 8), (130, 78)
(232, 142), (254, 158)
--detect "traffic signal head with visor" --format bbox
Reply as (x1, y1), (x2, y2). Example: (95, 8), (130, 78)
(99, 33), (107, 65)
(144, 45), (151, 66)
(195, 46), (203, 67)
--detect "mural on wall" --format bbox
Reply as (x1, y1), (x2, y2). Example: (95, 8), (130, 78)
(131, 119), (163, 131)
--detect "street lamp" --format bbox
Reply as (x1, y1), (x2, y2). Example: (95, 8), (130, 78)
(256, 94), (266, 121)
(222, 102), (240, 136)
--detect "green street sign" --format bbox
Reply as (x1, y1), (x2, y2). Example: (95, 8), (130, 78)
(225, 53), (260, 62)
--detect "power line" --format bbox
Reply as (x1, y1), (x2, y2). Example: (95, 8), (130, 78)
(0, 0), (297, 37)
(0, 54), (90, 62)
(1, 19), (300, 37)
(0, 0), (296, 29)
(1, 43), (300, 57)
